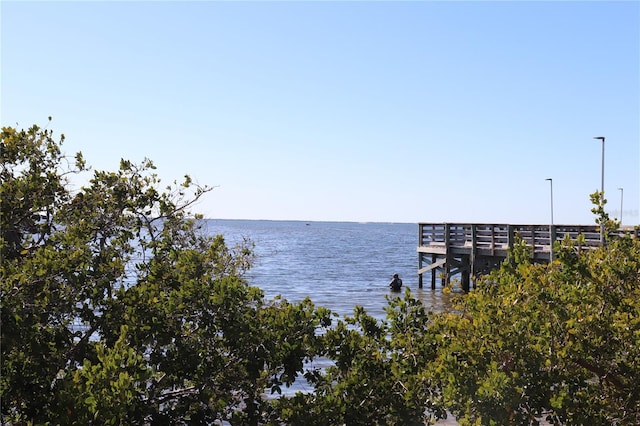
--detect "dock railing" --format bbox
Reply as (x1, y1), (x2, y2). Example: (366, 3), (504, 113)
(416, 223), (639, 290)
(418, 223), (607, 256)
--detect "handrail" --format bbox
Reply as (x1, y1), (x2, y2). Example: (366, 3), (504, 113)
(418, 223), (606, 254)
(417, 223), (637, 290)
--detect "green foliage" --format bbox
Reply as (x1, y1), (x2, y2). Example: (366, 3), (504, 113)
(272, 291), (446, 425)
(1, 122), (332, 425)
(430, 232), (640, 425)
(3, 123), (639, 425)
(590, 191), (620, 240)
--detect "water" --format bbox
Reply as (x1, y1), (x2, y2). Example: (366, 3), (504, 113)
(204, 219), (453, 320)
(204, 220), (461, 424)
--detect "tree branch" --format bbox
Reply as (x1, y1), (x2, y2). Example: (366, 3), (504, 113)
(573, 358), (625, 390)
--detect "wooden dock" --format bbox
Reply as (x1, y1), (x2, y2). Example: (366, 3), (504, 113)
(416, 223), (634, 291)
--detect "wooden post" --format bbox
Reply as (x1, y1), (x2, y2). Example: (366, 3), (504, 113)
(444, 224), (451, 286)
(491, 225), (496, 256)
(461, 254), (470, 292)
(507, 225), (515, 250)
(530, 227), (536, 259)
(471, 224), (477, 289)
(431, 254), (437, 290)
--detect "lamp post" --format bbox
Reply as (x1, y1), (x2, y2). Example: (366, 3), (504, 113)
(594, 136), (605, 245)
(618, 187), (623, 225)
(545, 178), (554, 262)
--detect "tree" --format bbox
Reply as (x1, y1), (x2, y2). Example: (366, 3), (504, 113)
(4, 121), (639, 425)
(272, 295), (446, 425)
(1, 122), (332, 424)
(427, 214), (640, 424)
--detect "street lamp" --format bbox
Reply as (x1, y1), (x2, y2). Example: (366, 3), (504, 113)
(618, 187), (623, 225)
(545, 178), (554, 262)
(594, 136), (605, 245)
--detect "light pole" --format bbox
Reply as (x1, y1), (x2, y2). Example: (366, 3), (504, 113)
(546, 178), (554, 262)
(618, 187), (623, 225)
(594, 136), (605, 244)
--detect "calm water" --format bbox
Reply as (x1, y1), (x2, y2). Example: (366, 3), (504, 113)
(204, 219), (453, 320)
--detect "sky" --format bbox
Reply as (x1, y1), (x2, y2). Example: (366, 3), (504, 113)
(2, 0), (639, 224)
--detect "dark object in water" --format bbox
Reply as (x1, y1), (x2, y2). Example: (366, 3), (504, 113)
(389, 273), (402, 292)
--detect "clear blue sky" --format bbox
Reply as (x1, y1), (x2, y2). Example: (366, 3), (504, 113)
(2, 1), (639, 224)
